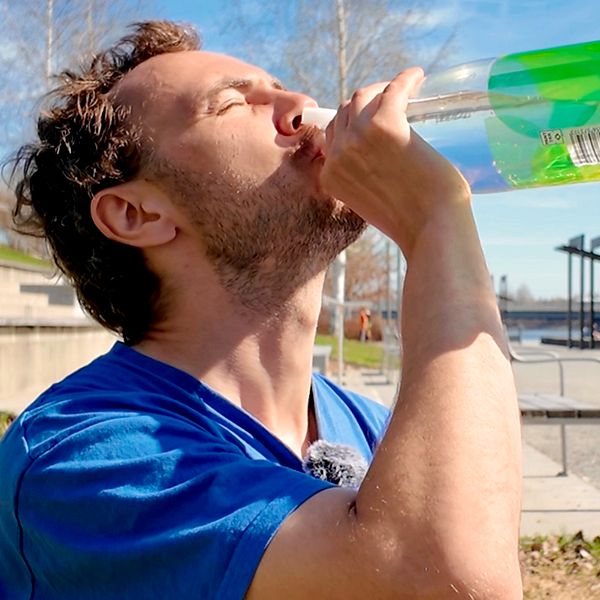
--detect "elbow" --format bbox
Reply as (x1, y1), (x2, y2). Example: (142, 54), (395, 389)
(459, 566), (522, 600)
(403, 565), (523, 600)
(486, 579), (523, 600)
(428, 540), (523, 599)
(348, 510), (523, 599)
(411, 554), (523, 600)
(379, 540), (522, 599)
(447, 536), (523, 599)
(352, 542), (523, 599)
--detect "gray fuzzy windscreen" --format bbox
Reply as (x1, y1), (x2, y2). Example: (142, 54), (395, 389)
(302, 440), (368, 488)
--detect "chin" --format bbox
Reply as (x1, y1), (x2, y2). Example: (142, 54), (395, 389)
(312, 191), (348, 212)
(328, 196), (365, 224)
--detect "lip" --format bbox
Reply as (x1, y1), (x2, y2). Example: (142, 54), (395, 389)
(311, 147), (325, 162)
(293, 127), (326, 163)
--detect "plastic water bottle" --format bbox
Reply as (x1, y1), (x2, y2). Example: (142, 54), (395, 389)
(302, 40), (600, 194)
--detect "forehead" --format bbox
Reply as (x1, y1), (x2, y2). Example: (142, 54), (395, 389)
(115, 50), (274, 126)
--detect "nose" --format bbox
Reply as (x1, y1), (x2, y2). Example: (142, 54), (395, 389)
(272, 90), (318, 136)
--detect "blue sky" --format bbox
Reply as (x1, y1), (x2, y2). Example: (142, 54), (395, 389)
(150, 0), (600, 300)
(4, 0), (595, 299)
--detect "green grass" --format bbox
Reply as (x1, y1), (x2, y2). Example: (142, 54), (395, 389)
(520, 532), (600, 559)
(315, 334), (384, 369)
(0, 245), (51, 268)
(0, 412), (16, 437)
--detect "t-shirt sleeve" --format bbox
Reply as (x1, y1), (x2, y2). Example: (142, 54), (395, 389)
(18, 413), (334, 600)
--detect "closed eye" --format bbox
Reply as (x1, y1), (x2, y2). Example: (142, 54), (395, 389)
(216, 100), (246, 115)
(215, 96), (246, 115)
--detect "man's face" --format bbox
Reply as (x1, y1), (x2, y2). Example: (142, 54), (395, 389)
(118, 51), (366, 309)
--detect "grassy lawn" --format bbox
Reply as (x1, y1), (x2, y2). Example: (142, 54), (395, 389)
(0, 412), (16, 437)
(520, 533), (600, 598)
(0, 245), (51, 269)
(315, 334), (384, 369)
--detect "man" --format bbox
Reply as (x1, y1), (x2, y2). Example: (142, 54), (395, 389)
(359, 308), (371, 342)
(0, 20), (522, 599)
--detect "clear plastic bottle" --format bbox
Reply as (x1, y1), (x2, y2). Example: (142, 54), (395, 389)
(302, 40), (600, 194)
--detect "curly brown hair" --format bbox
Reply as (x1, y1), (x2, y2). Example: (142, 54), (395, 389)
(7, 21), (200, 345)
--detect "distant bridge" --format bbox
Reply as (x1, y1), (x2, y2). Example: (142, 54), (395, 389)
(374, 304), (594, 327)
(503, 310), (571, 323)
(501, 302), (600, 332)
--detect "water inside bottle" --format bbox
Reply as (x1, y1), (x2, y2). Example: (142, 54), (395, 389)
(409, 94), (512, 193)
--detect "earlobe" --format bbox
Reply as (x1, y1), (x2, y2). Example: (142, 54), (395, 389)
(90, 181), (177, 248)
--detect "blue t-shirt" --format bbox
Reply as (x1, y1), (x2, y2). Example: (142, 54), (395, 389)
(0, 342), (389, 599)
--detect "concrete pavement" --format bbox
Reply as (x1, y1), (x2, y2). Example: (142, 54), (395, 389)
(521, 443), (600, 537)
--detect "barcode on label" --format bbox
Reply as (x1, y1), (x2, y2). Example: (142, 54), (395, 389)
(565, 127), (600, 167)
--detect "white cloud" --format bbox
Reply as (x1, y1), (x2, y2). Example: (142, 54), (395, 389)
(0, 39), (19, 62)
(398, 5), (464, 30)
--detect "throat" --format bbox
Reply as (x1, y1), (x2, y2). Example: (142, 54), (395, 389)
(302, 396), (319, 456)
(277, 394), (319, 459)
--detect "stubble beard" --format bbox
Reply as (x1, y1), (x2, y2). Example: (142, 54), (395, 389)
(155, 155), (366, 316)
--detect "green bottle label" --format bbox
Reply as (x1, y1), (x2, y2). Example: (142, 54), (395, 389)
(486, 40), (600, 189)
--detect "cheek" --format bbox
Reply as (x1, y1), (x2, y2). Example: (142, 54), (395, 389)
(169, 124), (285, 182)
(221, 132), (284, 180)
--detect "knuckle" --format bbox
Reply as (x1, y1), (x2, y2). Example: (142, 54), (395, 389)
(351, 88), (368, 102)
(384, 79), (401, 93)
(367, 115), (389, 136)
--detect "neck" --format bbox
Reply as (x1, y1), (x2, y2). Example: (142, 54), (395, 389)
(135, 269), (327, 457)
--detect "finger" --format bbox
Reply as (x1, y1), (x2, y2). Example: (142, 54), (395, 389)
(378, 67), (425, 118)
(324, 102), (349, 153)
(346, 81), (389, 124)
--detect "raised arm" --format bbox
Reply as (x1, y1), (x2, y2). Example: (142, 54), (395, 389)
(247, 68), (522, 600)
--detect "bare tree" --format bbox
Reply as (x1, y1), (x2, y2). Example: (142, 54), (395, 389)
(0, 0), (152, 154)
(344, 228), (388, 302)
(224, 0), (457, 109)
(0, 0), (152, 254)
(223, 0), (457, 369)
(515, 283), (535, 304)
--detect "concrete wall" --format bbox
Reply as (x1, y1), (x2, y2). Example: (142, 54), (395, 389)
(0, 326), (116, 414)
(0, 262), (120, 414)
(0, 260), (84, 320)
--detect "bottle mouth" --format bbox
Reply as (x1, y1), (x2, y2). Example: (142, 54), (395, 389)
(301, 107), (338, 130)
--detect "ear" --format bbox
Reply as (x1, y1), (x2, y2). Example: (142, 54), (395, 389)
(90, 180), (177, 248)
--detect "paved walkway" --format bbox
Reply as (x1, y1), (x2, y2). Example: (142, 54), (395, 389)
(339, 363), (600, 538)
(521, 444), (600, 537)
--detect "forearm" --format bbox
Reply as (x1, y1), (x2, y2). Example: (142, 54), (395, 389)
(353, 206), (522, 594)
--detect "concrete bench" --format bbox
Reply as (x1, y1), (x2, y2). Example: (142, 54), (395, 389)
(312, 345), (332, 376)
(519, 393), (600, 476)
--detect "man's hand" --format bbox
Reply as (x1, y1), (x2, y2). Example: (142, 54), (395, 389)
(319, 67), (471, 257)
